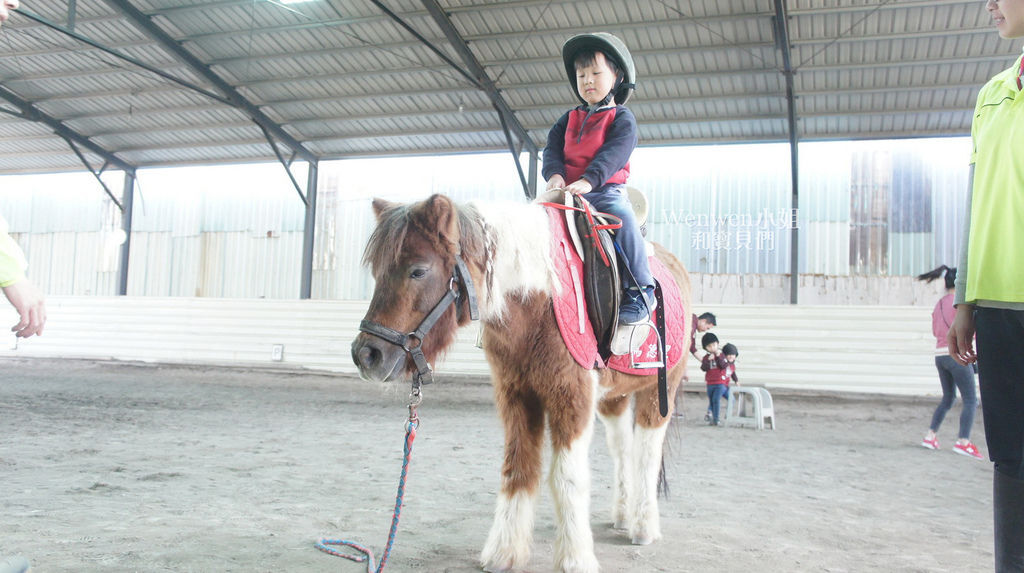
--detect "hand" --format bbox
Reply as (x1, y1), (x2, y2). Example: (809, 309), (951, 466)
(0, 0), (19, 26)
(2, 278), (46, 338)
(545, 175), (565, 192)
(564, 179), (593, 196)
(947, 303), (976, 366)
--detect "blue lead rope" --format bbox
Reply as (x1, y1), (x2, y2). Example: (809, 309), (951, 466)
(315, 407), (419, 573)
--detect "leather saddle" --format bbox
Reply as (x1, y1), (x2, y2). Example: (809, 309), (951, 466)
(566, 193), (621, 357)
(538, 188), (669, 414)
(538, 190), (651, 359)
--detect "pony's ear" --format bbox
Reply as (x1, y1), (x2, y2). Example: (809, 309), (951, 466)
(424, 194), (460, 250)
(371, 198), (399, 221)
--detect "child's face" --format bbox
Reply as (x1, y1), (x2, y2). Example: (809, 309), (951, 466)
(704, 341), (719, 354)
(575, 52), (618, 107)
(725, 353), (736, 363)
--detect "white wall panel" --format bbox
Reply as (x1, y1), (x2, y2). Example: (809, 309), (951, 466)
(1, 298), (941, 396)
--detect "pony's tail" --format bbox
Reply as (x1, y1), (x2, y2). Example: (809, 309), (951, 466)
(657, 456), (670, 499)
(916, 265), (950, 283)
(659, 401), (685, 500)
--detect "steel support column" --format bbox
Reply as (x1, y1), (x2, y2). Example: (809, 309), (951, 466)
(300, 162), (319, 300)
(117, 171), (135, 296)
(774, 0), (800, 304)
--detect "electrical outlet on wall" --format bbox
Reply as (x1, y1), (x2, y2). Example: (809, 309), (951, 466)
(271, 344), (284, 362)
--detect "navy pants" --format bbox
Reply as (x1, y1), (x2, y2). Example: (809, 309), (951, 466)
(976, 307), (1024, 479)
(929, 355), (978, 439)
(580, 184), (654, 289)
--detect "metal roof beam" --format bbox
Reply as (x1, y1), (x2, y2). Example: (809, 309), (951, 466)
(790, 0), (978, 17)
(208, 43), (776, 86)
(27, 50), (1004, 106)
(3, 104), (973, 149)
(177, 11), (770, 46)
(419, 0), (537, 195)
(12, 78), (983, 126)
(158, 0), (766, 39)
(791, 27), (992, 47)
(0, 84), (135, 174)
(14, 9), (231, 106)
(100, 0), (318, 166)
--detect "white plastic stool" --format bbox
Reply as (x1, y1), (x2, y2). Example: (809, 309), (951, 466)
(725, 386), (776, 430)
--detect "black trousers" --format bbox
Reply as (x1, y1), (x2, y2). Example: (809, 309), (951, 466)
(975, 307), (1024, 479)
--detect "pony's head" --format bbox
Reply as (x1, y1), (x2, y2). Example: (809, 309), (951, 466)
(352, 194), (482, 382)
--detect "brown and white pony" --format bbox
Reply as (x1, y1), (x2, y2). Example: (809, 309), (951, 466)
(351, 194), (690, 573)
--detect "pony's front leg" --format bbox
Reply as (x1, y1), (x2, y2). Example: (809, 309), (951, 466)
(547, 371), (600, 573)
(480, 386), (545, 573)
(630, 387), (671, 546)
(597, 395), (633, 530)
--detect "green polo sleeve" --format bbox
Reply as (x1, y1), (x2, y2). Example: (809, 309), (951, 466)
(0, 216), (28, 288)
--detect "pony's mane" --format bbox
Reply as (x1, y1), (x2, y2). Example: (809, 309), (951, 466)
(361, 199), (486, 276)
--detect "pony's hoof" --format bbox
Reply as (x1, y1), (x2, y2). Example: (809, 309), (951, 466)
(631, 534), (654, 546)
(481, 564), (512, 573)
(557, 555), (600, 573)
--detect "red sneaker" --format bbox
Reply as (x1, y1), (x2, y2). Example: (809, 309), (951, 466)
(921, 436), (940, 450)
(953, 442), (984, 460)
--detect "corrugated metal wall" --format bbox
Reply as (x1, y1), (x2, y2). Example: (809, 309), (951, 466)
(634, 138), (971, 277)
(0, 140), (972, 300)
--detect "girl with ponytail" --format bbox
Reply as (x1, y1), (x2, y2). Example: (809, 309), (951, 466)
(916, 266), (981, 459)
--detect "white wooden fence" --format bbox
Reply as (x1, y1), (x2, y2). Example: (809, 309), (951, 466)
(1, 298), (942, 396)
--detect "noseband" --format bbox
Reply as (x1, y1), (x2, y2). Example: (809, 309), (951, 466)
(359, 254), (479, 390)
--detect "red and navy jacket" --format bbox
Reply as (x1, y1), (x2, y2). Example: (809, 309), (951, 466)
(701, 353), (732, 386)
(542, 105), (638, 190)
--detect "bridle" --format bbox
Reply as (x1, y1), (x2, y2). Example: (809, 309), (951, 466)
(359, 254), (479, 395)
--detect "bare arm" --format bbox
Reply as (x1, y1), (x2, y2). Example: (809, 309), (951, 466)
(949, 164), (975, 365)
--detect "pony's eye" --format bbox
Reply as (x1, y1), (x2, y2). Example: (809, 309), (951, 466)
(410, 267), (428, 279)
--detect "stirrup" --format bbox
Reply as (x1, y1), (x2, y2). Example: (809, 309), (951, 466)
(609, 320), (666, 369)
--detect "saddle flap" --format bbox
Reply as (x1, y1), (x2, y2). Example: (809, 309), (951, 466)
(571, 195), (620, 353)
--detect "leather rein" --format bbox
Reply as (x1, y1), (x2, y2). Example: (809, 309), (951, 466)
(359, 254), (479, 393)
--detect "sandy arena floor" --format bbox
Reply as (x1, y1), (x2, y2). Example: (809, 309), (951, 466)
(0, 358), (992, 572)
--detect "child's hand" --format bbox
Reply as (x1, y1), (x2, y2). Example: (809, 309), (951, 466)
(565, 179), (593, 195)
(546, 175), (566, 191)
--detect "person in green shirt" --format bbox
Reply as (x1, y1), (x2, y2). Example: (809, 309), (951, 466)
(0, 9), (39, 573)
(947, 1), (1024, 569)
(0, 214), (46, 339)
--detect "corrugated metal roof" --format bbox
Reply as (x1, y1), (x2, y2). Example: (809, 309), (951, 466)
(0, 0), (1020, 174)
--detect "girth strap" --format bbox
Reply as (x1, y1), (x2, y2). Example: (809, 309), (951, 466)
(653, 283), (669, 417)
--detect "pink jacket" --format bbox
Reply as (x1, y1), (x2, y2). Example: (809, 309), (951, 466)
(931, 293), (956, 351)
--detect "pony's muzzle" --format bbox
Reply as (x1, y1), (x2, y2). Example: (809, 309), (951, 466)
(351, 334), (404, 382)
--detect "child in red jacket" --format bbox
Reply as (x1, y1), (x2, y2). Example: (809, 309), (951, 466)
(700, 333), (733, 426)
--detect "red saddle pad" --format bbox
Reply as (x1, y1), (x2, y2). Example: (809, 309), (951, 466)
(546, 207), (686, 375)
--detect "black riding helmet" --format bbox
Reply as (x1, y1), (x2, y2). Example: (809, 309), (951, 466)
(561, 32), (636, 106)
